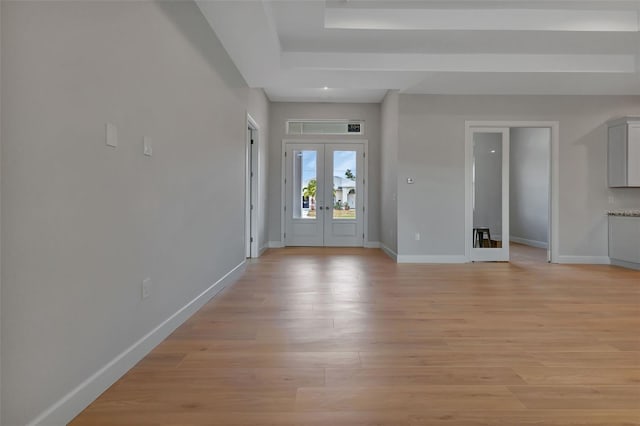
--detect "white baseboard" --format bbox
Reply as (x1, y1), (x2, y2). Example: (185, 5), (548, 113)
(397, 255), (469, 264)
(557, 256), (611, 265)
(381, 243), (398, 261)
(269, 241), (381, 250)
(510, 236), (548, 249)
(259, 244), (269, 256)
(27, 261), (247, 426)
(609, 259), (640, 270)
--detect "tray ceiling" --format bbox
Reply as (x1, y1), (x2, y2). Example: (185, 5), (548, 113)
(197, 0), (640, 102)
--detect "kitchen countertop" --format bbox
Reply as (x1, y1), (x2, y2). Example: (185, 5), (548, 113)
(608, 210), (640, 217)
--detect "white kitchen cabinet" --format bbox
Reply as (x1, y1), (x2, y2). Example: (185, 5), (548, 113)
(609, 216), (640, 269)
(608, 117), (640, 187)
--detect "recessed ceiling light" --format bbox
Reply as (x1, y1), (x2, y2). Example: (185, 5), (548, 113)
(323, 86), (329, 90)
(490, 150), (496, 153)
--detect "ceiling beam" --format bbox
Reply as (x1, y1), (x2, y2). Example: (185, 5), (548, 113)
(282, 52), (637, 73)
(196, 0), (282, 86)
(325, 8), (639, 32)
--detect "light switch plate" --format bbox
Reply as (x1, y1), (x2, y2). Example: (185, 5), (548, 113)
(143, 136), (152, 157)
(106, 123), (117, 148)
(142, 278), (151, 299)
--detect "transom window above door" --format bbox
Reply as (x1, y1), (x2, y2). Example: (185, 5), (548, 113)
(286, 120), (364, 135)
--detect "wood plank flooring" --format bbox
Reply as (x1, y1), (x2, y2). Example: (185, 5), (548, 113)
(71, 248), (640, 425)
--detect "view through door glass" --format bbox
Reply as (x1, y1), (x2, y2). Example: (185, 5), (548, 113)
(293, 150), (317, 220)
(332, 151), (357, 220)
(473, 132), (503, 250)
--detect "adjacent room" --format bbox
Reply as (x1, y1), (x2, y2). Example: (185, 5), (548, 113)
(471, 127), (552, 263)
(510, 127), (551, 263)
(1, 1), (639, 425)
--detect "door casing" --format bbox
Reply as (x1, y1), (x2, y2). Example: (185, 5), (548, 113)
(465, 121), (559, 263)
(245, 114), (260, 258)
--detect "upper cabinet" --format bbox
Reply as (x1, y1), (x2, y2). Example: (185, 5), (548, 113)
(608, 117), (640, 188)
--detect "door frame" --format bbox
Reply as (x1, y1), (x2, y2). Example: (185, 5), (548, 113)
(245, 114), (260, 258)
(281, 139), (369, 247)
(464, 121), (559, 263)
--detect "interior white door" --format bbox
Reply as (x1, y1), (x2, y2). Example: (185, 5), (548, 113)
(323, 144), (365, 246)
(284, 144), (325, 246)
(284, 142), (365, 247)
(470, 128), (510, 261)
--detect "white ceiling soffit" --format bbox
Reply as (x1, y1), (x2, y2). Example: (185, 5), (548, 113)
(197, 1), (640, 103)
(324, 8), (639, 32)
(282, 53), (636, 73)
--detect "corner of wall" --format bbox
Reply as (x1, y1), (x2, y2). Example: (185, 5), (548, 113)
(380, 90), (399, 254)
(247, 88), (271, 257)
(0, 0), (4, 420)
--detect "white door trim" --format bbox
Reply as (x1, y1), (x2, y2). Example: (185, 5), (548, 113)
(245, 114), (260, 258)
(465, 120), (559, 263)
(281, 139), (369, 247)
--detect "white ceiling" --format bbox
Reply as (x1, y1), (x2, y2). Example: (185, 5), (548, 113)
(196, 0), (640, 103)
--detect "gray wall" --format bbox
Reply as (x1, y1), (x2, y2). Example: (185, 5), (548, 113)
(397, 94), (640, 258)
(248, 89), (271, 253)
(268, 102), (381, 244)
(473, 132), (503, 240)
(1, 1), (254, 424)
(510, 128), (550, 247)
(380, 91), (399, 252)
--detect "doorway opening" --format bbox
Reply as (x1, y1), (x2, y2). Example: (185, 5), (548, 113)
(509, 128), (551, 264)
(465, 121), (558, 263)
(245, 115), (260, 258)
(282, 140), (368, 247)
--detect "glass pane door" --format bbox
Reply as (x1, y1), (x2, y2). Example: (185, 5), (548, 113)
(323, 144), (364, 246)
(284, 144), (325, 246)
(284, 142), (366, 247)
(470, 128), (510, 261)
(331, 150), (358, 220)
(293, 149), (318, 220)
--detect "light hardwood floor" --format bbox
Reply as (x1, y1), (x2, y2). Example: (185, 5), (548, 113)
(72, 248), (640, 425)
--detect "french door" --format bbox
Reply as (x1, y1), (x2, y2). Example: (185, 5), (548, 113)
(468, 127), (510, 261)
(284, 143), (365, 247)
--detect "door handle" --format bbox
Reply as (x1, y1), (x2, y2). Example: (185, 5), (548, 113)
(326, 206), (331, 211)
(318, 206), (323, 210)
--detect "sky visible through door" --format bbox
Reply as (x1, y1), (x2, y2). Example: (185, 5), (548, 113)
(301, 151), (356, 184)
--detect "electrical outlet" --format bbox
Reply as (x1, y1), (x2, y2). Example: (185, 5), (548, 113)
(142, 278), (152, 299)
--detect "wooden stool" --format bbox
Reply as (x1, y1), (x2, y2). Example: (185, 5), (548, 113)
(473, 227), (492, 248)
